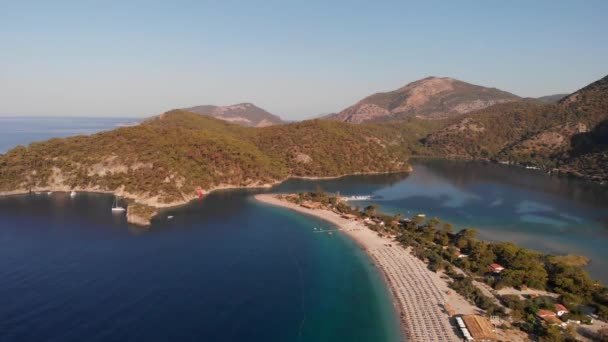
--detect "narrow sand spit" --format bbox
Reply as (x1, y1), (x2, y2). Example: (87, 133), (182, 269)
(255, 194), (476, 341)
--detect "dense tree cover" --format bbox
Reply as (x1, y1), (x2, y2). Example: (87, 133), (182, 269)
(4, 73), (604, 204)
(423, 101), (571, 160)
(0, 116), (285, 203)
(0, 111), (445, 204)
(394, 216), (607, 319)
(422, 74), (608, 182)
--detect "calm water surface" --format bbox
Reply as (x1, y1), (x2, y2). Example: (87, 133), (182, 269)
(278, 160), (608, 282)
(0, 191), (401, 341)
(0, 117), (137, 153)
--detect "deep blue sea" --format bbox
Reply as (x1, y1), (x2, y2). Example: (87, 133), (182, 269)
(0, 117), (138, 153)
(1, 117), (608, 341)
(0, 117), (401, 342)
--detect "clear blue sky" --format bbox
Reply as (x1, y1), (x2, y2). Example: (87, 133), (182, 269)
(1, 1), (606, 119)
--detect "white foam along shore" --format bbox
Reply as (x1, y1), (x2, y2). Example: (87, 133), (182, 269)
(255, 194), (480, 342)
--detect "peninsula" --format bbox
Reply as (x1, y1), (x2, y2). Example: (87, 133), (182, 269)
(1, 74), (606, 225)
(0, 111), (421, 225)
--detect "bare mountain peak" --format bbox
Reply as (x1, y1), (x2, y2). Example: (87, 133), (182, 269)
(330, 77), (520, 123)
(184, 103), (283, 127)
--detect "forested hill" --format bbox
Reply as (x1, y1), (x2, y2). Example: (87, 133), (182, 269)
(0, 110), (435, 209)
(1, 74), (605, 223)
(421, 75), (608, 182)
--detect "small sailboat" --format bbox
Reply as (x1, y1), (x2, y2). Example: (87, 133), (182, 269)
(111, 197), (126, 212)
(70, 191), (77, 198)
(167, 215), (174, 220)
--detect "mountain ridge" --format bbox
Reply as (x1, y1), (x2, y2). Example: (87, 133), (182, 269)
(535, 94), (569, 103)
(422, 74), (608, 182)
(183, 102), (284, 127)
(328, 76), (520, 123)
(0, 74), (606, 225)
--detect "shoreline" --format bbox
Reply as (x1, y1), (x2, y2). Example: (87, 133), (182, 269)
(255, 193), (476, 341)
(0, 169), (411, 226)
(289, 168), (412, 180)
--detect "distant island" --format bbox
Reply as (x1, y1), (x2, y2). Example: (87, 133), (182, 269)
(258, 190), (608, 341)
(0, 74), (606, 225)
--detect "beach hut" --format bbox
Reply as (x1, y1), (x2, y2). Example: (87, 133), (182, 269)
(554, 304), (569, 317)
(488, 263), (505, 274)
(462, 315), (497, 341)
(536, 309), (557, 318)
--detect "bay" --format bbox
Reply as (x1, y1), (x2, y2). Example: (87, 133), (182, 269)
(1, 118), (608, 341)
(0, 191), (402, 341)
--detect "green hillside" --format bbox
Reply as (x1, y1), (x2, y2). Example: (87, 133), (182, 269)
(0, 110), (435, 207)
(422, 75), (608, 181)
(1, 74), (605, 224)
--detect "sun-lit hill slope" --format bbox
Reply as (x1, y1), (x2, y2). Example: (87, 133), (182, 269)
(328, 76), (520, 123)
(423, 101), (569, 159)
(0, 110), (418, 208)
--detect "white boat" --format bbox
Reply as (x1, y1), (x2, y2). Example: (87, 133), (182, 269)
(167, 215), (174, 219)
(47, 191), (53, 195)
(342, 195), (381, 201)
(111, 197), (126, 212)
(70, 191), (77, 198)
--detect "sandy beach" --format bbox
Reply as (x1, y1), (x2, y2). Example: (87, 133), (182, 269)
(255, 194), (478, 342)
